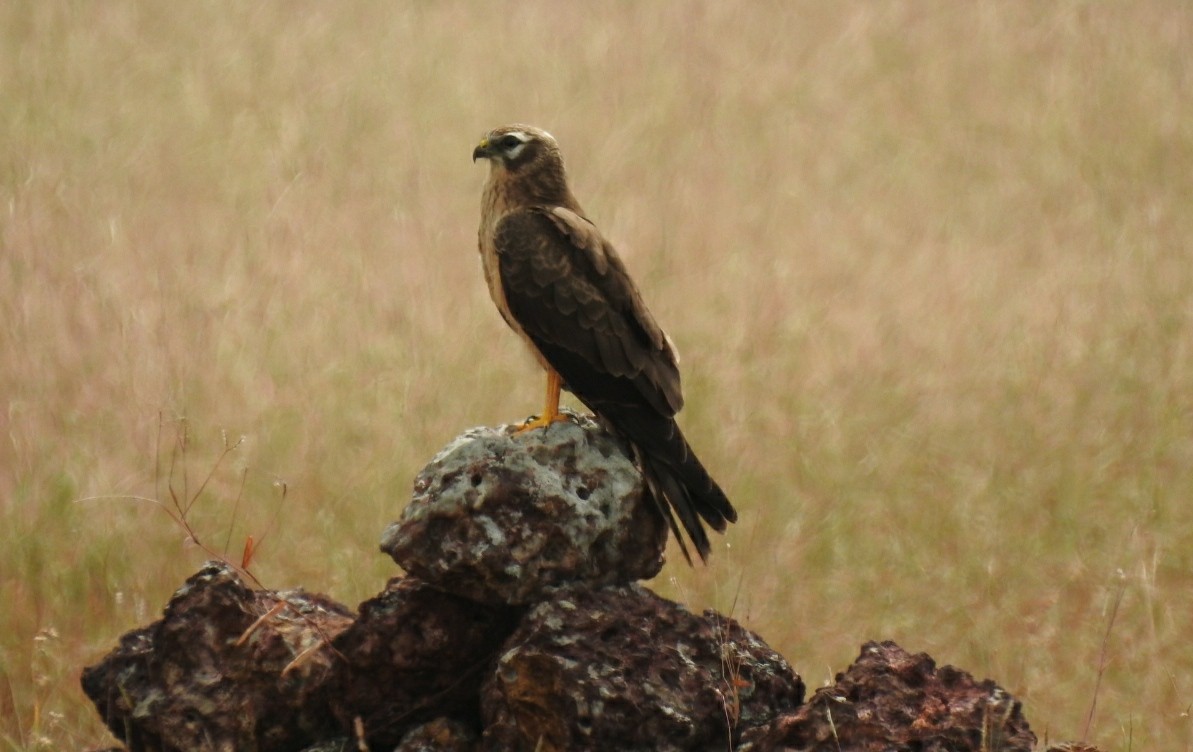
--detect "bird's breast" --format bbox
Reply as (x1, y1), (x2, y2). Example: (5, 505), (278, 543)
(478, 186), (515, 326)
(478, 184), (552, 374)
(478, 229), (515, 331)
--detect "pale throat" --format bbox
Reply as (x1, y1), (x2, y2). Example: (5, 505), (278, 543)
(479, 176), (512, 251)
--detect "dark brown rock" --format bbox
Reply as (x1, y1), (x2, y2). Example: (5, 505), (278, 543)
(325, 577), (523, 750)
(80, 561), (354, 752)
(395, 717), (481, 751)
(738, 640), (1036, 752)
(292, 719), (482, 752)
(481, 584), (803, 752)
(383, 416), (668, 604)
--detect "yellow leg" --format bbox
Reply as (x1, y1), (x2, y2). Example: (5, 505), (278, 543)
(516, 368), (569, 433)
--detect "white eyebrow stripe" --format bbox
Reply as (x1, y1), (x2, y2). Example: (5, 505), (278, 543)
(501, 132), (530, 160)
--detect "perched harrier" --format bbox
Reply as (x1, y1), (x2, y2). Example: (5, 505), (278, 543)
(472, 124), (737, 563)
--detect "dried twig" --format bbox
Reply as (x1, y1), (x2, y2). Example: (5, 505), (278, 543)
(1083, 570), (1127, 743)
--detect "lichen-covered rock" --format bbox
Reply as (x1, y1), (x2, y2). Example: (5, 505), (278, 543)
(80, 561), (353, 752)
(738, 640), (1036, 752)
(325, 577), (523, 750)
(382, 416), (668, 604)
(480, 584), (803, 752)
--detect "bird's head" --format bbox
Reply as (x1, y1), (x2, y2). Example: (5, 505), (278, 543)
(473, 125), (564, 174)
(473, 124), (579, 208)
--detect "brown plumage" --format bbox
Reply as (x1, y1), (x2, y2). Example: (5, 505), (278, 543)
(472, 124), (736, 563)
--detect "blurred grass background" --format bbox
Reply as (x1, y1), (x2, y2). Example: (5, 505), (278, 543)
(2, 2), (1191, 749)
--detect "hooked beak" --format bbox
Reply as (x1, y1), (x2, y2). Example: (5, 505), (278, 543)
(472, 138), (492, 162)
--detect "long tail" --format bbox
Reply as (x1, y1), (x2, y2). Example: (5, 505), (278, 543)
(603, 407), (737, 563)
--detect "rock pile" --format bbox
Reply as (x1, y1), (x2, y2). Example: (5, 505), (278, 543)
(83, 417), (1045, 751)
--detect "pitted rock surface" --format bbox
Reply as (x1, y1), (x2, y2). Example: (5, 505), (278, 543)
(382, 415), (668, 604)
(738, 640), (1036, 752)
(295, 718), (481, 752)
(80, 562), (353, 752)
(395, 717), (481, 751)
(325, 576), (523, 750)
(480, 584), (803, 752)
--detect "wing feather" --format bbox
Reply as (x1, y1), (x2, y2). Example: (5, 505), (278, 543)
(494, 208), (681, 416)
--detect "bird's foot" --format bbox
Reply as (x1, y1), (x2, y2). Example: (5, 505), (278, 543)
(515, 411), (571, 434)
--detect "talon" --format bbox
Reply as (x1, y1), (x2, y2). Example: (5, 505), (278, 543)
(515, 411), (570, 434)
(514, 368), (566, 434)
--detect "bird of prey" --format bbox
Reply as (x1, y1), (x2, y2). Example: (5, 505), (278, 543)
(472, 124), (737, 563)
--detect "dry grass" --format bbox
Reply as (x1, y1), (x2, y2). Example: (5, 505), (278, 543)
(2, 2), (1191, 749)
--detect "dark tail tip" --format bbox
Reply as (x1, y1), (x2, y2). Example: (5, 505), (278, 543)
(640, 452), (734, 565)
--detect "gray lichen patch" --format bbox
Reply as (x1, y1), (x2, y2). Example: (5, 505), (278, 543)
(382, 415), (667, 604)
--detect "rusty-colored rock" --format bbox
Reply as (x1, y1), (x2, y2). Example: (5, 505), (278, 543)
(481, 584), (803, 751)
(326, 577), (523, 750)
(382, 416), (668, 604)
(80, 562), (353, 752)
(739, 640), (1036, 752)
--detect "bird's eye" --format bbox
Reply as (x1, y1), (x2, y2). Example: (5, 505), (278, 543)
(500, 135), (523, 150)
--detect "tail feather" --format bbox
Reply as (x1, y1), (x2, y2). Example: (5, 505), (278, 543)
(636, 452), (700, 565)
(605, 407), (737, 563)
